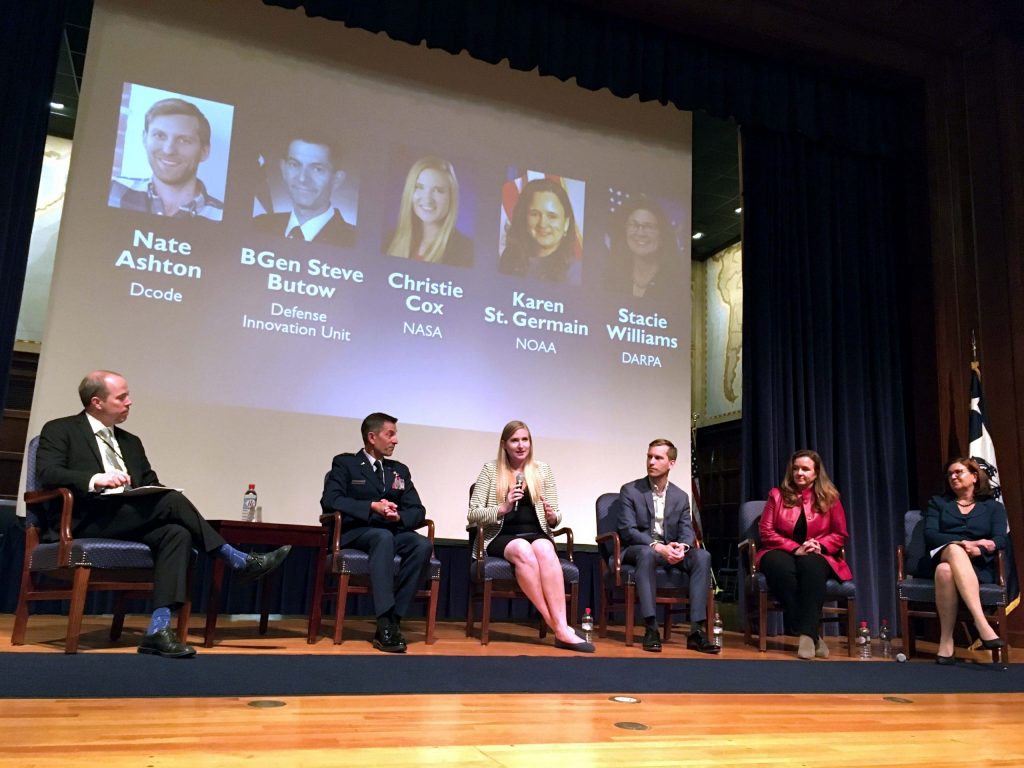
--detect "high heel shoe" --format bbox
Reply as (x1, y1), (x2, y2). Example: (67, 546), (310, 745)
(980, 636), (1006, 650)
(935, 654), (956, 666)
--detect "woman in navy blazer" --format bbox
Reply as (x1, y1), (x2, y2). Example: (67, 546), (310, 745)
(924, 457), (1007, 664)
(757, 449), (852, 659)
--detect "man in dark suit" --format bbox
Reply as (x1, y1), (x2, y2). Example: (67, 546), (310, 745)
(618, 438), (719, 654)
(252, 134), (355, 247)
(320, 412), (432, 653)
(35, 370), (291, 658)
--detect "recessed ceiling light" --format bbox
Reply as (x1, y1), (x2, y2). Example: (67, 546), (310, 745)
(50, 102), (65, 111)
(734, 207), (743, 214)
(692, 232), (704, 240)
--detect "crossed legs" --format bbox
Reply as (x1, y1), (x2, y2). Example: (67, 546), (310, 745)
(934, 544), (999, 657)
(503, 538), (580, 645)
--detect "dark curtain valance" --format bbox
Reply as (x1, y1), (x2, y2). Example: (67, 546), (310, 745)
(264, 0), (911, 159)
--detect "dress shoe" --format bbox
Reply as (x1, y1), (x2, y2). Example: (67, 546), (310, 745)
(235, 545), (292, 584)
(687, 629), (721, 655)
(554, 638), (595, 653)
(935, 654), (956, 666)
(372, 623), (407, 653)
(137, 627), (196, 658)
(980, 637), (1006, 650)
(642, 626), (663, 653)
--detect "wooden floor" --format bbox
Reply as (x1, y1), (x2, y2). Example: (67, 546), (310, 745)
(3, 614), (1024, 767)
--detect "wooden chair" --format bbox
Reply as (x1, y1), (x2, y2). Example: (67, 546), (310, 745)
(12, 436), (191, 653)
(594, 492), (714, 646)
(465, 486), (579, 644)
(738, 499), (857, 655)
(311, 510), (440, 644)
(896, 509), (1010, 662)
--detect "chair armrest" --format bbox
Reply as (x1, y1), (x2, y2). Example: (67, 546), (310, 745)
(417, 518), (436, 549)
(595, 531), (622, 583)
(318, 511), (342, 554)
(473, 526), (486, 580)
(895, 543), (906, 580)
(24, 487), (74, 566)
(551, 526), (574, 562)
(738, 537), (758, 576)
(996, 548), (1006, 588)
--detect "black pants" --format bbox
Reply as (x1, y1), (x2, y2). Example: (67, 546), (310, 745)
(72, 490), (226, 609)
(759, 549), (833, 638)
(340, 526), (433, 618)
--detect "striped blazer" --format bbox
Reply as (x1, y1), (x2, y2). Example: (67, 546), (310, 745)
(467, 460), (560, 557)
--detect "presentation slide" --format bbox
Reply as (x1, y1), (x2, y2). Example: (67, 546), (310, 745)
(25, 0), (693, 543)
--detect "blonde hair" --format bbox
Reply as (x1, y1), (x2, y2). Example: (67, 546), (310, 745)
(495, 420), (542, 504)
(385, 156), (459, 264)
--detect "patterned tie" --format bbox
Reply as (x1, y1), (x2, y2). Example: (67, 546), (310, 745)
(374, 460), (385, 488)
(100, 428), (125, 472)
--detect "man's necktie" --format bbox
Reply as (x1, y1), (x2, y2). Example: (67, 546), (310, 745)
(287, 226), (305, 240)
(100, 428), (125, 472)
(374, 460), (385, 487)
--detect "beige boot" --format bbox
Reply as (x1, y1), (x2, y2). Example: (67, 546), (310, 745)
(815, 636), (830, 659)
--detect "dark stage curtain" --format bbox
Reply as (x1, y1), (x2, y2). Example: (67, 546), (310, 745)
(0, 1), (70, 415)
(740, 126), (911, 628)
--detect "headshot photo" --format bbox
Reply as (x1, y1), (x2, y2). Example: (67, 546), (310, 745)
(498, 172), (585, 284)
(252, 130), (358, 248)
(383, 155), (474, 268)
(108, 83), (233, 221)
(602, 192), (685, 300)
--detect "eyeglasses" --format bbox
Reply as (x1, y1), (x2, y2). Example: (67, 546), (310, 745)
(947, 469), (970, 478)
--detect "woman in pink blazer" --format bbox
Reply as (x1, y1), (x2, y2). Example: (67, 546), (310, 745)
(756, 449), (852, 659)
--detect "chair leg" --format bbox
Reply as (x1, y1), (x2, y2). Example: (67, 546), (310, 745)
(65, 567), (91, 654)
(424, 577), (439, 644)
(480, 580), (493, 645)
(624, 584), (635, 646)
(11, 572), (33, 646)
(758, 591), (768, 653)
(598, 586), (609, 638)
(307, 560), (325, 644)
(332, 574), (350, 645)
(465, 582), (476, 637)
(898, 596), (914, 659)
(844, 598), (856, 657)
(110, 593), (128, 641)
(177, 599), (192, 643)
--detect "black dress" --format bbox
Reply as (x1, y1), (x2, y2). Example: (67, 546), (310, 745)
(486, 485), (548, 557)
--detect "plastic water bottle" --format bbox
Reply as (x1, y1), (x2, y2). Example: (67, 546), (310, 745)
(712, 611), (724, 649)
(241, 483), (257, 522)
(857, 620), (872, 659)
(878, 618), (892, 658)
(580, 608), (594, 643)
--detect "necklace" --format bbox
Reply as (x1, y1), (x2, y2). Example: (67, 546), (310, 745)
(956, 499), (976, 508)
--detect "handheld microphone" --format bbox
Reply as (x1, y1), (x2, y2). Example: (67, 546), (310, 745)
(514, 473), (524, 512)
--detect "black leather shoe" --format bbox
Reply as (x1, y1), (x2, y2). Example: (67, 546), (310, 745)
(687, 629), (721, 654)
(642, 626), (662, 653)
(372, 623), (407, 653)
(981, 637), (1006, 650)
(137, 627), (196, 658)
(935, 654), (956, 666)
(235, 545), (292, 584)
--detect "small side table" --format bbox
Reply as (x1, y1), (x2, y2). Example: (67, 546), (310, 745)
(203, 519), (327, 647)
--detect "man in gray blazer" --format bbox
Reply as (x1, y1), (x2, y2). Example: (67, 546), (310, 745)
(617, 438), (718, 653)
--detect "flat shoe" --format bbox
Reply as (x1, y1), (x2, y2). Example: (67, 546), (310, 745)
(797, 634), (815, 660)
(935, 654), (956, 666)
(554, 638), (595, 653)
(815, 637), (830, 659)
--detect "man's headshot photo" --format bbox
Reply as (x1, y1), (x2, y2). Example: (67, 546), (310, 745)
(108, 84), (233, 221)
(252, 131), (358, 248)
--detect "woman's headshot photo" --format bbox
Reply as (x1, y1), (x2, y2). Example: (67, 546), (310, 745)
(497, 172), (585, 284)
(384, 155), (473, 267)
(602, 194), (684, 300)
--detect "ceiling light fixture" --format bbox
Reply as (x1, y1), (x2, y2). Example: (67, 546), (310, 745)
(692, 232), (704, 240)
